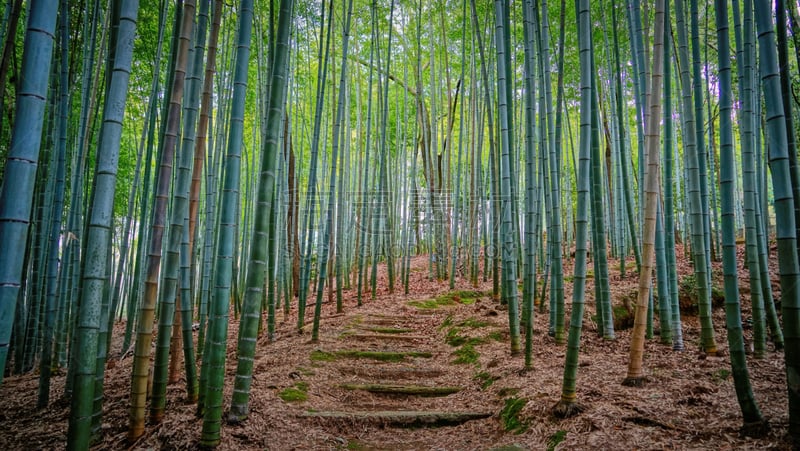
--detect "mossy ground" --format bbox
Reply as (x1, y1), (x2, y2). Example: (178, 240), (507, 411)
(474, 371), (498, 389)
(546, 430), (567, 451)
(499, 397), (529, 433)
(408, 290), (485, 309)
(279, 381), (309, 402)
(452, 343), (480, 365)
(678, 272), (725, 313)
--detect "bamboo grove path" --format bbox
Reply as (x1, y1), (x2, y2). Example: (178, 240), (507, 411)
(0, 253), (794, 449)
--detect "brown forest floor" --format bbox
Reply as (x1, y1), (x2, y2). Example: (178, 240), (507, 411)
(0, 244), (794, 450)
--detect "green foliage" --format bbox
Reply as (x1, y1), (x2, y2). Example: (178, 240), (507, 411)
(408, 290), (484, 309)
(442, 316), (491, 347)
(486, 331), (505, 342)
(279, 381), (309, 402)
(452, 343), (480, 365)
(679, 272), (725, 313)
(712, 368), (732, 383)
(459, 317), (490, 328)
(474, 371), (498, 390)
(445, 327), (468, 347)
(310, 350), (337, 362)
(445, 328), (486, 348)
(496, 387), (520, 397)
(346, 439), (367, 450)
(499, 397), (529, 434)
(439, 314), (455, 330)
(547, 430), (568, 451)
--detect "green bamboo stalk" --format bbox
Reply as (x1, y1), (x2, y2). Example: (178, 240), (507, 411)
(715, 0), (767, 432)
(0, 0), (58, 385)
(754, 0), (800, 440)
(311, 0), (355, 342)
(38, 0), (69, 405)
(67, 2), (139, 447)
(224, 0), (293, 426)
(674, 0), (717, 354)
(662, 21), (682, 350)
(148, 0), (198, 423)
(732, 0), (766, 358)
(590, 59), (613, 341)
(549, 0), (567, 341)
(297, 0), (334, 326)
(493, 0), (520, 356)
(198, 0), (255, 443)
(521, 0), (538, 368)
(553, 0), (592, 416)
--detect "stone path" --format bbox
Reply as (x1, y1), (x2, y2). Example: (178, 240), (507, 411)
(290, 297), (505, 447)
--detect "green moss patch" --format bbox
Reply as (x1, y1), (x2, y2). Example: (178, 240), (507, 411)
(279, 381), (309, 402)
(678, 273), (725, 314)
(346, 439), (367, 450)
(486, 330), (505, 342)
(310, 350), (337, 362)
(547, 430), (567, 451)
(474, 371), (499, 390)
(459, 317), (490, 328)
(499, 397), (529, 434)
(408, 290), (484, 309)
(445, 329), (486, 348)
(442, 316), (492, 347)
(438, 314), (455, 330)
(613, 304), (634, 330)
(712, 368), (731, 383)
(452, 343), (480, 365)
(497, 387), (520, 397)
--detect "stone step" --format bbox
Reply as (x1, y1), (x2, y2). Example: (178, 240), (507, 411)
(353, 325), (417, 334)
(359, 317), (411, 326)
(340, 383), (462, 397)
(311, 349), (433, 363)
(344, 333), (426, 342)
(337, 365), (445, 380)
(301, 410), (492, 427)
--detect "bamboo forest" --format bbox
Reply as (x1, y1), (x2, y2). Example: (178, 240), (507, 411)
(1, 0), (800, 448)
